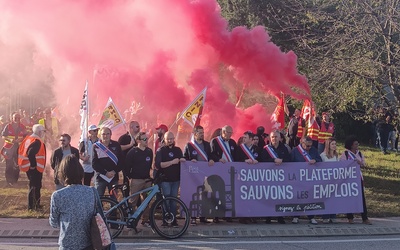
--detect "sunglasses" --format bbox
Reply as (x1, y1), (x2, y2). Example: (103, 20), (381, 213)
(59, 139), (66, 142)
(140, 137), (148, 141)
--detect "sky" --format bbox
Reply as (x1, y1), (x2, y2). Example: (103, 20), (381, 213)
(0, 0), (310, 141)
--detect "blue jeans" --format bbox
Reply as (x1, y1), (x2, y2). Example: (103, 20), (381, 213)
(95, 177), (118, 198)
(160, 181), (180, 220)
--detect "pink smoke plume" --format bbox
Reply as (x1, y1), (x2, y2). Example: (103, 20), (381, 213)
(0, 0), (310, 143)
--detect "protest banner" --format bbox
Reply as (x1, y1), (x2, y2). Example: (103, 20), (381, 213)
(180, 161), (363, 217)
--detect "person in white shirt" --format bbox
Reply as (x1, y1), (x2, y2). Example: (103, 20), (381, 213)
(320, 137), (339, 223)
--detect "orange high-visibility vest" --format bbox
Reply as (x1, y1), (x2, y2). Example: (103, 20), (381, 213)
(318, 122), (334, 143)
(307, 120), (320, 141)
(18, 135), (46, 172)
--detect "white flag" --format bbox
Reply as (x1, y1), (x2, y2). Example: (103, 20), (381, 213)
(79, 81), (88, 142)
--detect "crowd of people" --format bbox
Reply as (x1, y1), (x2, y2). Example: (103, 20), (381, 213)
(0, 107), (385, 234)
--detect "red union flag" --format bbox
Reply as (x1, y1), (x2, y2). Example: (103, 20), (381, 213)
(300, 99), (315, 121)
(270, 94), (286, 130)
(180, 87), (207, 127)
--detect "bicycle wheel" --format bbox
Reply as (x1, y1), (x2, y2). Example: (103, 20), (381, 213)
(150, 196), (190, 239)
(100, 197), (125, 239)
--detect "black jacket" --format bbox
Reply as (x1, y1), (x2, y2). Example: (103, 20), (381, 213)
(50, 146), (80, 183)
(210, 137), (237, 161)
(183, 140), (217, 162)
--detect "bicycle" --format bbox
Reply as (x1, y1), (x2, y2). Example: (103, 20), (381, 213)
(100, 174), (190, 239)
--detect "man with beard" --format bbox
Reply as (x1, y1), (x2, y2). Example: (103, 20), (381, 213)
(260, 130), (290, 224)
(154, 124), (168, 152)
(125, 132), (153, 228)
(155, 131), (185, 227)
(51, 133), (80, 190)
(183, 125), (215, 225)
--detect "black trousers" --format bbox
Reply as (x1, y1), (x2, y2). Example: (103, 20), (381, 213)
(347, 180), (368, 221)
(26, 169), (43, 210)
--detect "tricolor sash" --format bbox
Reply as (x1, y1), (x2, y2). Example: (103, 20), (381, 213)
(240, 143), (256, 161)
(346, 150), (357, 160)
(264, 145), (279, 159)
(188, 140), (208, 161)
(345, 150), (363, 180)
(296, 145), (312, 162)
(216, 136), (233, 162)
(94, 141), (118, 165)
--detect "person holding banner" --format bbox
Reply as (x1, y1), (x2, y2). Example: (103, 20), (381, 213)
(340, 135), (372, 225)
(92, 127), (122, 197)
(235, 131), (260, 165)
(260, 130), (290, 224)
(184, 125), (216, 225)
(235, 131), (260, 224)
(210, 125), (237, 164)
(260, 131), (291, 164)
(320, 137), (339, 223)
(290, 136), (322, 224)
(155, 131), (185, 227)
(210, 125), (237, 223)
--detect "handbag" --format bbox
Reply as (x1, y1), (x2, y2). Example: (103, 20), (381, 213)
(91, 188), (112, 250)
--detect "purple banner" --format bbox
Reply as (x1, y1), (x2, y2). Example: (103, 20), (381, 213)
(181, 161), (363, 217)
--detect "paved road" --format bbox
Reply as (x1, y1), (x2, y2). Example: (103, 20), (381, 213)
(2, 236), (400, 250)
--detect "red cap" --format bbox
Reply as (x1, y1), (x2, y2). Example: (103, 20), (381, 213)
(156, 124), (168, 132)
(322, 112), (329, 116)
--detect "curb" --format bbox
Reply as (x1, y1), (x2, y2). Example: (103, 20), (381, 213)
(1, 224), (400, 239)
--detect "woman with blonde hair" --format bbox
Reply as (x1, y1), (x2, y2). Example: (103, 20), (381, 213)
(320, 138), (338, 223)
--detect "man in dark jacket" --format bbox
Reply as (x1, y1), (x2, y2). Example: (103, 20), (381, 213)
(93, 127), (123, 197)
(50, 133), (80, 190)
(183, 125), (215, 225)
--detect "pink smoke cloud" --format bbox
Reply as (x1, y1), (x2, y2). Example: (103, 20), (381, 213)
(0, 0), (310, 143)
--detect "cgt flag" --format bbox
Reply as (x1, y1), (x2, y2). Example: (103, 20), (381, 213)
(98, 97), (125, 130)
(270, 93), (286, 130)
(180, 87), (207, 127)
(300, 99), (314, 123)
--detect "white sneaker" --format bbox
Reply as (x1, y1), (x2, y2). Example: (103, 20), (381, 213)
(323, 219), (330, 224)
(292, 217), (299, 224)
(310, 218), (318, 225)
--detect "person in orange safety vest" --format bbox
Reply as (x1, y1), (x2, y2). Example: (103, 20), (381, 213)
(1, 112), (27, 185)
(18, 124), (46, 210)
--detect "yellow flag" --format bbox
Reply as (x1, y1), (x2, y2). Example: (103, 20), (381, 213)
(181, 88), (207, 127)
(98, 97), (125, 130)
